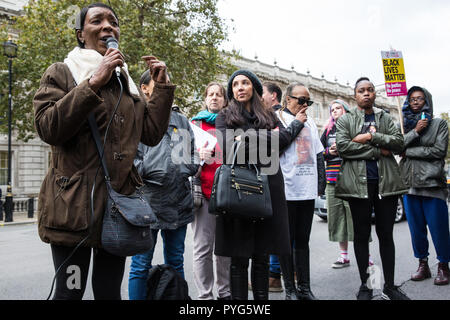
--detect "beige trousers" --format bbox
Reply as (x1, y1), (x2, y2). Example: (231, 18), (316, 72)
(191, 197), (231, 300)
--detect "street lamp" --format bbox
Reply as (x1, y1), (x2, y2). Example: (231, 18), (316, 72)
(3, 39), (17, 222)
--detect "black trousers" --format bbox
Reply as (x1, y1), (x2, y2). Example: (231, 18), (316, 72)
(347, 183), (398, 287)
(282, 200), (315, 286)
(286, 200), (315, 250)
(50, 244), (126, 300)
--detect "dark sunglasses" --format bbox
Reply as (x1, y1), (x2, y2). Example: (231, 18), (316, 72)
(289, 95), (314, 106)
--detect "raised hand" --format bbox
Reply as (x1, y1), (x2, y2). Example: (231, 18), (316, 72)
(295, 107), (308, 123)
(142, 56), (170, 84)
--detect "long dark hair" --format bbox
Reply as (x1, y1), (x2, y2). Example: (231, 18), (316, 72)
(223, 88), (278, 129)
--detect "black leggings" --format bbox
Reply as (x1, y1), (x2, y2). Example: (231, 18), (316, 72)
(286, 200), (315, 250)
(348, 183), (397, 287)
(50, 244), (126, 300)
(230, 255), (269, 300)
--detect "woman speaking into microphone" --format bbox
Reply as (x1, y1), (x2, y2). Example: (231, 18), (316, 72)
(33, 2), (175, 300)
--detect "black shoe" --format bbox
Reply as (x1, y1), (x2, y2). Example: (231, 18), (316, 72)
(284, 288), (299, 300)
(217, 295), (232, 301)
(381, 285), (410, 300)
(296, 284), (317, 300)
(294, 249), (317, 300)
(356, 284), (373, 300)
(279, 254), (297, 300)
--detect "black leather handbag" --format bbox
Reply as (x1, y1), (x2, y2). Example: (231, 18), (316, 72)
(88, 114), (157, 257)
(208, 141), (272, 220)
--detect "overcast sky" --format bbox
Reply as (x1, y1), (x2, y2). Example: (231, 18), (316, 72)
(217, 0), (450, 115)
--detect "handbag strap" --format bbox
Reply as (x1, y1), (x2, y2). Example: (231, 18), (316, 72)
(230, 140), (241, 169)
(87, 113), (111, 183)
(230, 140), (261, 178)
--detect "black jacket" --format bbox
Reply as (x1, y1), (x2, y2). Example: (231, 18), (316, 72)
(213, 108), (303, 258)
(134, 109), (199, 229)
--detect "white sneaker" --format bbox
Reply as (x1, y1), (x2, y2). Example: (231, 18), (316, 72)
(332, 257), (350, 269)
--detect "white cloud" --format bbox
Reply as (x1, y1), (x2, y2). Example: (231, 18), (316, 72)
(218, 0), (450, 115)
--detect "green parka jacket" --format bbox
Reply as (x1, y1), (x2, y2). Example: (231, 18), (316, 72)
(398, 86), (449, 189)
(335, 106), (408, 199)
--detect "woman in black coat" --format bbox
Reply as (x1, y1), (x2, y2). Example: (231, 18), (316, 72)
(214, 70), (304, 300)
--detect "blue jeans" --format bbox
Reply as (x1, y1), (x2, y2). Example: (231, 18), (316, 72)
(269, 255), (281, 276)
(128, 225), (187, 300)
(404, 195), (450, 263)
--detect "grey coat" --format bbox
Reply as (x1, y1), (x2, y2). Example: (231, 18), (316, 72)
(135, 108), (199, 230)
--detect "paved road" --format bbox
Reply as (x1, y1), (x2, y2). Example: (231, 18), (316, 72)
(0, 216), (448, 300)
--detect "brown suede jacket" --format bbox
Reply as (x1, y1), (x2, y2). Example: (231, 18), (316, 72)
(33, 62), (175, 247)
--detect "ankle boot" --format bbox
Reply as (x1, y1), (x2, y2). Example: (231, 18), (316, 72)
(434, 262), (449, 286)
(411, 258), (431, 281)
(279, 254), (298, 300)
(250, 256), (269, 300)
(230, 262), (249, 300)
(294, 248), (318, 300)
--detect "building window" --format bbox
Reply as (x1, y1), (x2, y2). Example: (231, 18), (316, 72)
(0, 151), (8, 185)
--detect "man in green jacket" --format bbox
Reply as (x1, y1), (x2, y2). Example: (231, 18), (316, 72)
(335, 77), (409, 300)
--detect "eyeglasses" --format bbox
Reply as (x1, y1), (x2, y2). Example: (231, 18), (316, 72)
(289, 95), (314, 106)
(409, 97), (425, 103)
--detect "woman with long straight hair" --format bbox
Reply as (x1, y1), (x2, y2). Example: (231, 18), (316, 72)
(214, 70), (305, 300)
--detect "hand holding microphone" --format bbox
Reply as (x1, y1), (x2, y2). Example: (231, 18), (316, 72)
(106, 37), (122, 78)
(88, 37), (125, 92)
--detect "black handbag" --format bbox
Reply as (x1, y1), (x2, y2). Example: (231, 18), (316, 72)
(88, 114), (157, 257)
(208, 141), (272, 220)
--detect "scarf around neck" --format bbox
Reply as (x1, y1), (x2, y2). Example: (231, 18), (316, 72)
(402, 106), (432, 134)
(192, 110), (218, 124)
(64, 46), (139, 95)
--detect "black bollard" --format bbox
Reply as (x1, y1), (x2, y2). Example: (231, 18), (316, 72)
(28, 197), (34, 218)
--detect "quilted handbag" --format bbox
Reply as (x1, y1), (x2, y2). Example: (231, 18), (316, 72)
(88, 114), (157, 257)
(208, 141), (272, 220)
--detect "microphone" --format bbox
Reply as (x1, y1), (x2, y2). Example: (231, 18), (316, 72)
(105, 37), (121, 78)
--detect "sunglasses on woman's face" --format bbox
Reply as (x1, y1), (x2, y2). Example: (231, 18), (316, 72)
(289, 95), (314, 106)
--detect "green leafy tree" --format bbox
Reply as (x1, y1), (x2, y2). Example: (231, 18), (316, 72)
(0, 0), (235, 141)
(440, 112), (450, 165)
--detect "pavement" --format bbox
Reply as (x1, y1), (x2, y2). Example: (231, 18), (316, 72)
(1, 211), (449, 301)
(0, 211), (38, 227)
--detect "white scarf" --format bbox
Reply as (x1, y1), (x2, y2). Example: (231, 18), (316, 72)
(64, 46), (139, 96)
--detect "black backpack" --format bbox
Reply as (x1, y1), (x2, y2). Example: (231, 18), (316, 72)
(146, 264), (191, 300)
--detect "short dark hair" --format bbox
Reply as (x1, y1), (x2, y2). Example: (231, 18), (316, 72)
(139, 69), (151, 86)
(263, 82), (282, 103)
(75, 3), (119, 48)
(354, 77), (373, 93)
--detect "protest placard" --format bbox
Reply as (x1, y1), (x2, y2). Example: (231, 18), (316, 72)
(381, 50), (407, 97)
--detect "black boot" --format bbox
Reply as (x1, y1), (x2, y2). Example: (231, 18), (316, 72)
(250, 256), (269, 300)
(230, 259), (249, 300)
(295, 248), (318, 300)
(279, 254), (298, 300)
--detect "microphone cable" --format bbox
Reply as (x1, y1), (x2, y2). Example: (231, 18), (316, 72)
(46, 72), (123, 300)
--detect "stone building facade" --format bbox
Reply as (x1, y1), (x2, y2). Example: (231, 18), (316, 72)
(0, 0), (403, 201)
(233, 56), (403, 132)
(1, 55), (403, 200)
